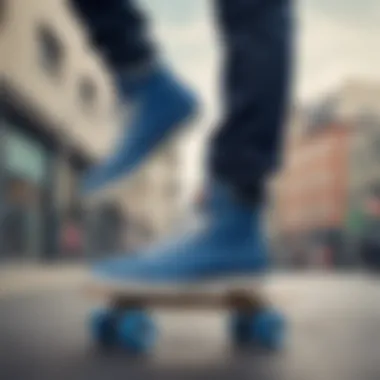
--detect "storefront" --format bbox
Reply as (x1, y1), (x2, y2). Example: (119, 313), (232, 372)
(0, 118), (53, 260)
(0, 94), (125, 261)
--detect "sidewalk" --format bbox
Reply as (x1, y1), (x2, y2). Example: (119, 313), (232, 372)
(0, 262), (370, 304)
(0, 263), (88, 298)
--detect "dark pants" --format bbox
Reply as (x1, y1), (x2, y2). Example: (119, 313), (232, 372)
(69, 0), (292, 202)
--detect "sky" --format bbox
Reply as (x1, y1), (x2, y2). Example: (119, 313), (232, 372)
(137, 0), (380, 192)
(139, 0), (380, 103)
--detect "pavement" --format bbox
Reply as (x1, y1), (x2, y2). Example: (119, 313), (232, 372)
(1, 266), (380, 380)
(0, 263), (87, 298)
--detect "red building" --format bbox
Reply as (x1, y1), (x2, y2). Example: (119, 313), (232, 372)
(275, 122), (349, 266)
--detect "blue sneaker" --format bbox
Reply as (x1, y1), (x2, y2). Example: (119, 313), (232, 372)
(93, 181), (269, 285)
(82, 66), (198, 193)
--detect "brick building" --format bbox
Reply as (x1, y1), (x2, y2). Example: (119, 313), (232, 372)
(276, 120), (350, 266)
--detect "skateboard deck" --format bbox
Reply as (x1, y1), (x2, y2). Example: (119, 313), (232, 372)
(86, 280), (268, 311)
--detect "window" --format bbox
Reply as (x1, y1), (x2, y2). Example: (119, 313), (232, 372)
(78, 76), (97, 111)
(5, 128), (47, 186)
(307, 96), (338, 133)
(37, 25), (64, 77)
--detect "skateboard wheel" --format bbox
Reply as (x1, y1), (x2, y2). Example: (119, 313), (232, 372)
(116, 311), (157, 353)
(251, 309), (286, 350)
(89, 308), (117, 347)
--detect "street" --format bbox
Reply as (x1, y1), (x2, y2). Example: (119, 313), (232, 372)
(1, 272), (380, 380)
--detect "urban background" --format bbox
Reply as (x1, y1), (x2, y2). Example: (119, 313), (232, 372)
(0, 0), (379, 269)
(1, 3), (380, 380)
(0, 0), (185, 262)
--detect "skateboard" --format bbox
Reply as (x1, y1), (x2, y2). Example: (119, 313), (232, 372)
(86, 281), (285, 354)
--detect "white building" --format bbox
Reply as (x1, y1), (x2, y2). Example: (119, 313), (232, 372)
(0, 0), (185, 260)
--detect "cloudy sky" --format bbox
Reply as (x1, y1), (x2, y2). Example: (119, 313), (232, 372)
(140, 0), (380, 102)
(138, 0), (380, 190)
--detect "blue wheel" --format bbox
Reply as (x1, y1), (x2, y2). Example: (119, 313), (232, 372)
(89, 308), (117, 348)
(116, 310), (157, 354)
(230, 309), (286, 350)
(251, 309), (286, 350)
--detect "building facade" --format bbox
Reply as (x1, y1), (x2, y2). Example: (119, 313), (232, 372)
(276, 118), (349, 267)
(337, 82), (380, 263)
(89, 137), (185, 251)
(0, 0), (185, 261)
(0, 0), (121, 260)
(273, 81), (380, 267)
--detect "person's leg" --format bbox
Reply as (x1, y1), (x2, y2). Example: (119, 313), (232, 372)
(211, 0), (292, 202)
(69, 0), (154, 70)
(69, 0), (198, 193)
(93, 0), (293, 284)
